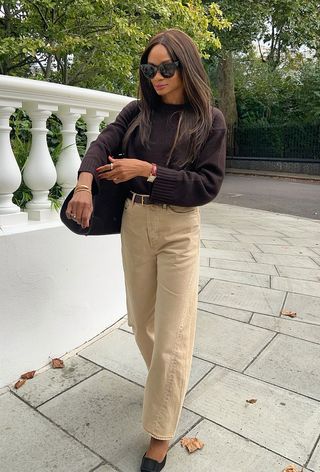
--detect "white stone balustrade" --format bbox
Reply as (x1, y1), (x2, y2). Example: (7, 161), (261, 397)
(0, 75), (134, 224)
(0, 99), (28, 226)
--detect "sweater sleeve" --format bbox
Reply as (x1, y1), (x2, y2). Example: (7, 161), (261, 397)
(150, 108), (227, 206)
(77, 99), (140, 186)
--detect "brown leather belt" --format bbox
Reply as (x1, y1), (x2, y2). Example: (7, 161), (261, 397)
(128, 192), (153, 205)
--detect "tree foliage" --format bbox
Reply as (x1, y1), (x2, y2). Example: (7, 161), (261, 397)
(201, 0), (320, 127)
(207, 0), (320, 66)
(235, 52), (320, 125)
(0, 0), (229, 95)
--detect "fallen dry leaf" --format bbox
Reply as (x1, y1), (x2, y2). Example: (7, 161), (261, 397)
(246, 398), (257, 404)
(51, 358), (64, 368)
(180, 437), (204, 453)
(20, 370), (36, 379)
(280, 310), (297, 318)
(14, 379), (27, 389)
(282, 465), (303, 472)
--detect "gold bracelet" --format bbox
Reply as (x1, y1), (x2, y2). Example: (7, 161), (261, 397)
(74, 188), (92, 194)
(75, 184), (90, 190)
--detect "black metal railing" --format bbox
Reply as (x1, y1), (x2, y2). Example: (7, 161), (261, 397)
(227, 123), (320, 160)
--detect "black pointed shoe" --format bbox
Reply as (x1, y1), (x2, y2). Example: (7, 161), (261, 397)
(140, 452), (167, 471)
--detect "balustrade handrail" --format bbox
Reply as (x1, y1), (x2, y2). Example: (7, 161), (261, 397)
(0, 75), (132, 110)
(0, 75), (135, 227)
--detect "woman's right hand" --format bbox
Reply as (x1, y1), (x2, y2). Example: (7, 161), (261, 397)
(66, 190), (93, 229)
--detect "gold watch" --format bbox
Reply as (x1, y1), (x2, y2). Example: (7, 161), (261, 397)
(147, 163), (157, 183)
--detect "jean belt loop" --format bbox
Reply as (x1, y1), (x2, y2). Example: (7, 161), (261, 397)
(131, 191), (136, 207)
(141, 195), (144, 206)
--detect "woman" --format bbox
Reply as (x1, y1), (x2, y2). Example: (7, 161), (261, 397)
(66, 28), (226, 472)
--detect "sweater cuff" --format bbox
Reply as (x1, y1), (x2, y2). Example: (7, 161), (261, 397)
(78, 157), (98, 176)
(150, 166), (178, 204)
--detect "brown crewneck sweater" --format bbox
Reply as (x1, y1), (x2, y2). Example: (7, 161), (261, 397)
(78, 99), (227, 206)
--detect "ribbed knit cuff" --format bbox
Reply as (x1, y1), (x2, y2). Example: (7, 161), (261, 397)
(150, 166), (179, 204)
(78, 157), (99, 176)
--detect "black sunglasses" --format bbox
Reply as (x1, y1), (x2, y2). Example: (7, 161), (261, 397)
(140, 61), (180, 79)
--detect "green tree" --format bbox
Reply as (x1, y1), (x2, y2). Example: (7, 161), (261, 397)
(203, 0), (267, 127)
(0, 0), (229, 96)
(257, 0), (320, 69)
(204, 0), (320, 127)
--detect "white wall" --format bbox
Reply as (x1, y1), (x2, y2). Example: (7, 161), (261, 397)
(0, 222), (126, 387)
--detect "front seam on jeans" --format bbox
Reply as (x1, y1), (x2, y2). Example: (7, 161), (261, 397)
(150, 254), (197, 437)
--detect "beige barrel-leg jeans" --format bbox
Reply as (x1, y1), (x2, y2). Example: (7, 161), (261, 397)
(120, 196), (200, 440)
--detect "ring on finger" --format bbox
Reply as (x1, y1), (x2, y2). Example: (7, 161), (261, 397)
(110, 162), (114, 170)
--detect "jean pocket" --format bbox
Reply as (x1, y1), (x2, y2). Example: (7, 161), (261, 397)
(124, 198), (131, 210)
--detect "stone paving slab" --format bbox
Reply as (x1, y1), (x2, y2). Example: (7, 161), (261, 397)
(168, 419), (311, 472)
(276, 265), (320, 282)
(193, 310), (274, 370)
(200, 223), (239, 235)
(79, 328), (214, 393)
(200, 256), (209, 267)
(200, 247), (255, 262)
(94, 465), (117, 472)
(200, 232), (237, 241)
(245, 334), (320, 401)
(184, 366), (320, 465)
(197, 301), (252, 323)
(232, 229), (289, 237)
(201, 240), (262, 252)
(282, 238), (320, 248)
(0, 393), (101, 472)
(312, 256), (320, 266)
(255, 244), (318, 257)
(198, 276), (210, 292)
(209, 258), (278, 275)
(38, 370), (200, 472)
(119, 319), (133, 334)
(253, 253), (319, 269)
(198, 279), (285, 315)
(199, 265), (270, 288)
(233, 234), (291, 245)
(250, 313), (320, 345)
(309, 440), (320, 471)
(284, 292), (320, 325)
(13, 355), (102, 408)
(271, 276), (320, 298)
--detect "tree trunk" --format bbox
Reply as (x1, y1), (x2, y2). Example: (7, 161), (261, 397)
(216, 50), (238, 128)
(62, 55), (68, 84)
(45, 54), (53, 79)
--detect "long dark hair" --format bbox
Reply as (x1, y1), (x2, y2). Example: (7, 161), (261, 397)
(122, 29), (213, 168)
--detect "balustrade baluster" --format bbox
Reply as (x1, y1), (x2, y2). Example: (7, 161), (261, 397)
(85, 109), (110, 152)
(23, 103), (58, 221)
(56, 106), (85, 199)
(0, 100), (28, 225)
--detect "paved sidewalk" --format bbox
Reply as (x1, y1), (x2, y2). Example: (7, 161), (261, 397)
(1, 202), (320, 472)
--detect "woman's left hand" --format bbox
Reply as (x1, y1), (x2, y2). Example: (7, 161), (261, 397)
(96, 156), (151, 183)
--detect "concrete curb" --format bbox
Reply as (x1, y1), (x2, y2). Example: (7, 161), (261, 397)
(226, 168), (320, 182)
